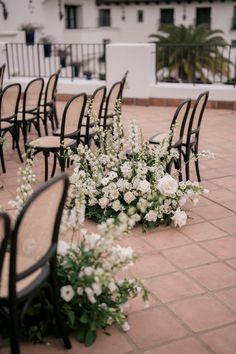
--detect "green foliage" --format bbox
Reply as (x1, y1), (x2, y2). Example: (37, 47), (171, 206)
(149, 23), (231, 82)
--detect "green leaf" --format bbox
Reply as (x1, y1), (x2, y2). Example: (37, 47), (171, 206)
(80, 313), (89, 324)
(76, 329), (86, 343)
(85, 329), (97, 346)
(67, 310), (75, 328)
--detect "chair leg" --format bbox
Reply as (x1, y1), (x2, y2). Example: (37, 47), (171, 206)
(9, 299), (20, 354)
(41, 113), (48, 136)
(36, 117), (41, 137)
(0, 144), (6, 173)
(43, 151), (50, 181)
(58, 150), (65, 172)
(50, 259), (72, 350)
(193, 146), (201, 182)
(185, 147), (191, 181)
(51, 154), (57, 178)
(13, 127), (23, 163)
(53, 104), (59, 129)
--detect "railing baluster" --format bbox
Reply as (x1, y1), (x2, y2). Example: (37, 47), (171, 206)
(5, 43), (10, 79)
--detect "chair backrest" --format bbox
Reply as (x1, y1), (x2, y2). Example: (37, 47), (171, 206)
(44, 70), (60, 105)
(105, 81), (122, 116)
(0, 64), (6, 91)
(169, 98), (191, 148)
(187, 91), (209, 141)
(22, 77), (44, 113)
(9, 174), (69, 293)
(120, 70), (128, 99)
(60, 92), (87, 140)
(89, 86), (106, 124)
(0, 83), (21, 127)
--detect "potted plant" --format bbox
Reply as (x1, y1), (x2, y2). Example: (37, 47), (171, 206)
(83, 70), (92, 80)
(20, 23), (42, 45)
(39, 35), (54, 57)
(55, 46), (70, 68)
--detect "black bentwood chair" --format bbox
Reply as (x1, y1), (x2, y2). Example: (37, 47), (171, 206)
(149, 99), (191, 181)
(183, 91), (209, 182)
(0, 174), (71, 354)
(27, 92), (87, 181)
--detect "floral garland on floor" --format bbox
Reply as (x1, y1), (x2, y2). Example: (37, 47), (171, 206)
(4, 152), (148, 347)
(67, 103), (208, 231)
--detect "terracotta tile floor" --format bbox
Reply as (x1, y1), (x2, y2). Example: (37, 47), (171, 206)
(1, 103), (236, 353)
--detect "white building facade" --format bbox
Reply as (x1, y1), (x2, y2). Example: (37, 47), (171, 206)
(1, 0), (236, 45)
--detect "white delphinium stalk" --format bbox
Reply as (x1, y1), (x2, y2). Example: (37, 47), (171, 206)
(128, 120), (140, 154)
(10, 150), (36, 212)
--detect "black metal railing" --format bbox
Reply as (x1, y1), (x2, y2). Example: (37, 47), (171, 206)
(154, 43), (236, 86)
(5, 42), (107, 80)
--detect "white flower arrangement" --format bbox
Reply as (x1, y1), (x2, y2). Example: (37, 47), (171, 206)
(57, 217), (148, 346)
(66, 104), (205, 230)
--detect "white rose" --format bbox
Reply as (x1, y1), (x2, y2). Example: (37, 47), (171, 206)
(193, 198), (199, 206)
(145, 210), (157, 222)
(99, 197), (109, 209)
(203, 188), (209, 195)
(138, 180), (151, 194)
(157, 174), (178, 196)
(172, 207), (187, 228)
(109, 189), (119, 200)
(60, 285), (75, 302)
(124, 191), (136, 204)
(112, 200), (121, 211)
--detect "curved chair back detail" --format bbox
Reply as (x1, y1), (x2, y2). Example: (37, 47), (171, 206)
(10, 174), (69, 282)
(103, 81), (122, 129)
(185, 91), (209, 181)
(22, 77), (44, 113)
(169, 98), (191, 148)
(0, 83), (21, 123)
(0, 64), (6, 92)
(60, 92), (87, 140)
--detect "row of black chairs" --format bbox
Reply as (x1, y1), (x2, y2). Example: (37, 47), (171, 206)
(149, 91), (209, 182)
(0, 69), (128, 179)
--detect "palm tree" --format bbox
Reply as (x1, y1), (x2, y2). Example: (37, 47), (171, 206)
(149, 24), (231, 82)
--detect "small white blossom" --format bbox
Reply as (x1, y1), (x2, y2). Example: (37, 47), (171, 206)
(60, 285), (75, 302)
(172, 208), (187, 228)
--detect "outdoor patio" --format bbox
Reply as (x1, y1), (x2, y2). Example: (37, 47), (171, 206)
(1, 102), (236, 354)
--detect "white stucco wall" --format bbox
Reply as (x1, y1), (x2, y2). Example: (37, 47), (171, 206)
(0, 1), (236, 45)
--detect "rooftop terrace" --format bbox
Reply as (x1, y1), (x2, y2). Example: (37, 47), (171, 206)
(1, 103), (236, 354)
